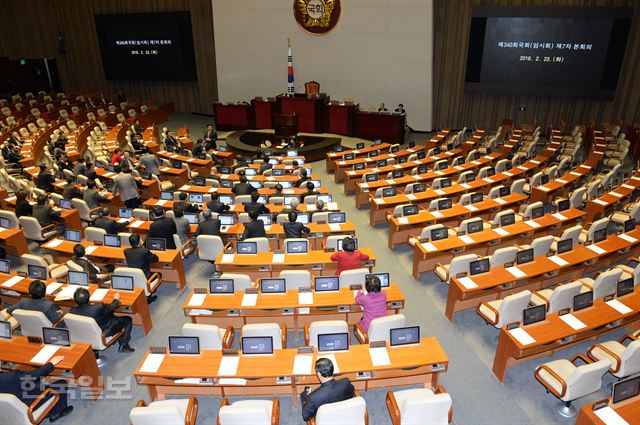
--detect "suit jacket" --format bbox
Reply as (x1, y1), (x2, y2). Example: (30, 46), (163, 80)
(283, 222), (310, 239)
(83, 188), (107, 209)
(7, 298), (62, 324)
(15, 200), (33, 218)
(232, 183), (253, 196)
(259, 163), (272, 174)
(62, 184), (82, 201)
(124, 246), (159, 278)
(148, 217), (177, 249)
(300, 190), (320, 202)
(94, 216), (118, 235)
(164, 136), (179, 149)
(112, 173), (139, 202)
(36, 172), (55, 192)
(0, 363), (55, 406)
(206, 201), (230, 214)
(295, 176), (310, 188)
(71, 256), (100, 281)
(175, 201), (200, 214)
(244, 202), (270, 216)
(69, 299), (122, 336)
(301, 378), (355, 421)
(195, 218), (221, 237)
(32, 205), (60, 227)
(174, 217), (190, 245)
(73, 163), (87, 177)
(241, 220), (266, 240)
(137, 153), (161, 175)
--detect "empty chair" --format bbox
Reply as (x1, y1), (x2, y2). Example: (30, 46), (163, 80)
(531, 281), (583, 314)
(578, 268), (621, 300)
(510, 179), (526, 195)
(305, 320), (349, 347)
(18, 216), (58, 243)
(172, 234), (195, 258)
(338, 268), (368, 289)
(181, 323), (233, 350)
(21, 254), (68, 280)
(241, 323), (286, 349)
(245, 237), (269, 252)
(476, 290), (532, 328)
(524, 172), (543, 193)
(314, 396), (367, 425)
(610, 202), (640, 226)
(217, 398), (279, 425)
(10, 309), (56, 338)
(132, 208), (150, 220)
(586, 335), (640, 380)
(130, 397), (198, 425)
(488, 247), (518, 268)
(520, 201), (544, 220)
(550, 225), (583, 253)
(235, 195), (252, 204)
(355, 314), (406, 344)
(196, 235), (226, 262)
(0, 210), (19, 228)
(457, 171), (474, 184)
(579, 217), (610, 244)
(457, 218), (491, 234)
(219, 273), (253, 292)
(392, 204), (417, 217)
(386, 386), (453, 425)
(408, 224), (455, 247)
(534, 356), (611, 417)
(279, 270), (311, 290)
(113, 267), (161, 297)
(85, 226), (107, 243)
(0, 392), (63, 425)
(614, 261), (640, 286)
(493, 209), (519, 227)
(434, 254), (478, 284)
(518, 235), (554, 258)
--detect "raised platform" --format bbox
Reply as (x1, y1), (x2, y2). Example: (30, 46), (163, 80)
(225, 130), (341, 162)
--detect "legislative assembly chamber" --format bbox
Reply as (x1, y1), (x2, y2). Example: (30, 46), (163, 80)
(0, 1), (639, 424)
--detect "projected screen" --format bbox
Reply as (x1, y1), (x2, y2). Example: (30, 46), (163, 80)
(465, 7), (631, 98)
(95, 12), (197, 81)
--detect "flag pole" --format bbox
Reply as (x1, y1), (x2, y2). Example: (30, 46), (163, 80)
(287, 38), (295, 96)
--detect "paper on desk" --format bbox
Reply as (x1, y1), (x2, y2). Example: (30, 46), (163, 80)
(45, 239), (64, 249)
(374, 198), (385, 205)
(552, 213), (568, 221)
(506, 266), (526, 279)
(328, 223), (342, 232)
(369, 347), (391, 367)
(130, 220), (144, 228)
(293, 355), (314, 375)
(461, 183), (472, 189)
(54, 285), (81, 301)
(218, 378), (247, 385)
(272, 253), (285, 263)
(90, 288), (109, 302)
(1, 275), (24, 288)
(593, 406), (629, 425)
(464, 205), (478, 212)
(188, 293), (207, 307)
(241, 293), (258, 307)
(494, 227), (510, 237)
(431, 211), (443, 218)
(406, 194), (417, 200)
(618, 234), (637, 243)
(221, 254), (235, 264)
(434, 171), (444, 176)
(559, 313), (587, 330)
(557, 179), (568, 184)
(518, 166), (528, 171)
(457, 276), (478, 289)
(434, 189), (445, 195)
(570, 171), (581, 176)
(483, 178), (495, 183)
(586, 244), (607, 254)
(316, 353), (339, 373)
(610, 192), (623, 198)
(140, 353), (166, 373)
(85, 246), (98, 255)
(30, 345), (60, 365)
(503, 172), (513, 177)
(154, 200), (168, 206)
(460, 235), (475, 245)
(548, 255), (569, 266)
(509, 327), (536, 346)
(298, 292), (314, 305)
(495, 198), (507, 205)
(539, 186), (551, 192)
(606, 299), (633, 315)
(45, 282), (63, 295)
(387, 179), (397, 185)
(398, 217), (409, 225)
(524, 220), (541, 228)
(217, 356), (240, 376)
(622, 184), (635, 190)
(531, 160), (541, 165)
(421, 242), (437, 252)
(593, 199), (608, 205)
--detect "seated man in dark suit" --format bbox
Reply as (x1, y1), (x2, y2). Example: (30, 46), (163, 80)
(36, 165), (56, 192)
(207, 193), (231, 214)
(33, 195), (64, 235)
(70, 288), (134, 353)
(241, 210), (266, 240)
(195, 209), (221, 237)
(301, 358), (355, 421)
(283, 211), (310, 239)
(175, 192), (201, 214)
(0, 356), (73, 423)
(72, 157), (88, 177)
(71, 244), (113, 283)
(7, 280), (63, 324)
(244, 192), (270, 216)
(258, 155), (272, 174)
(124, 233), (159, 304)
(62, 176), (82, 201)
(83, 180), (108, 209)
(147, 206), (177, 249)
(300, 181), (320, 203)
(232, 176), (253, 196)
(164, 130), (179, 152)
(294, 169), (310, 188)
(192, 138), (205, 158)
(14, 188), (33, 218)
(93, 208), (121, 235)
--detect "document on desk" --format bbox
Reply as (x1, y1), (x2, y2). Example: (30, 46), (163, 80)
(45, 282), (63, 295)
(508, 327), (536, 346)
(220, 254), (235, 264)
(374, 198), (385, 205)
(188, 293), (207, 307)
(154, 200), (168, 206)
(218, 378), (247, 386)
(1, 275), (24, 288)
(241, 293), (258, 307)
(85, 246), (98, 255)
(328, 223), (342, 232)
(90, 288), (109, 302)
(316, 353), (339, 374)
(398, 217), (409, 225)
(431, 211), (443, 218)
(548, 255), (569, 266)
(506, 266), (527, 279)
(369, 347), (391, 367)
(55, 285), (82, 301)
(457, 277), (478, 289)
(434, 189), (445, 195)
(622, 184), (635, 190)
(593, 199), (608, 205)
(44, 239), (64, 249)
(272, 253), (285, 263)
(610, 192), (623, 198)
(406, 194), (417, 200)
(30, 345), (61, 365)
(518, 166), (528, 171)
(586, 244), (607, 255)
(459, 235), (475, 245)
(130, 220), (144, 228)
(421, 242), (437, 252)
(327, 202), (338, 210)
(140, 353), (166, 373)
(494, 227), (510, 237)
(538, 186), (551, 192)
(551, 213), (568, 221)
(464, 204), (478, 212)
(559, 313), (587, 330)
(293, 355), (314, 375)
(618, 233), (637, 243)
(217, 356), (240, 376)
(387, 179), (397, 185)
(483, 178), (495, 183)
(461, 183), (472, 189)
(605, 299), (633, 315)
(594, 406), (629, 425)
(556, 179), (568, 184)
(298, 292), (314, 305)
(495, 198), (507, 205)
(503, 172), (513, 177)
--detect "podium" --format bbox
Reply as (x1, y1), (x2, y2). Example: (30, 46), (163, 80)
(274, 113), (298, 143)
(278, 94), (326, 133)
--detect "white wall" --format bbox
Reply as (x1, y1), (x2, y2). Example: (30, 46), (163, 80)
(212, 0), (433, 130)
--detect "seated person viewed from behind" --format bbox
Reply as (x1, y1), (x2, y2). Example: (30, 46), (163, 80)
(355, 275), (387, 332)
(62, 176), (82, 201)
(331, 237), (369, 276)
(70, 287), (134, 353)
(241, 210), (266, 240)
(124, 233), (159, 304)
(36, 164), (56, 192)
(83, 180), (107, 209)
(195, 209), (221, 237)
(232, 176), (253, 196)
(33, 194), (64, 234)
(147, 206), (177, 249)
(6, 280), (63, 324)
(172, 205), (190, 245)
(295, 169), (310, 188)
(301, 358), (355, 422)
(176, 192), (201, 213)
(259, 155), (272, 174)
(14, 188), (32, 217)
(283, 211), (310, 238)
(244, 191), (270, 215)
(71, 243), (113, 283)
(207, 192), (230, 214)
(300, 181), (320, 202)
(282, 198), (301, 215)
(94, 208), (119, 234)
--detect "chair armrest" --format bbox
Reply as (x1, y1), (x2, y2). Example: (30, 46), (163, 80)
(222, 325), (235, 349)
(434, 262), (448, 281)
(102, 325), (125, 348)
(223, 241), (233, 251)
(185, 396), (198, 425)
(354, 322), (368, 344)
(619, 333), (638, 344)
(136, 400), (147, 407)
(53, 316), (65, 328)
(476, 302), (500, 326)
(385, 392), (401, 425)
(433, 385), (453, 423)
(89, 207), (102, 214)
(579, 279), (594, 290)
(146, 272), (161, 294)
(571, 353), (592, 366)
(304, 323), (310, 346)
(41, 224), (55, 236)
(587, 343), (621, 373)
(271, 397), (280, 425)
(534, 364), (567, 399)
(181, 239), (195, 254)
(531, 290), (550, 309)
(217, 398), (230, 425)
(281, 324), (287, 349)
(28, 387), (60, 424)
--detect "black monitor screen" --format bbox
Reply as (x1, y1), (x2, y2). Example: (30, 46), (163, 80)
(557, 199), (570, 211)
(612, 376), (640, 404)
(531, 206), (545, 219)
(557, 238), (573, 254)
(0, 259), (9, 274)
(392, 169), (404, 178)
(377, 159), (387, 167)
(0, 320), (11, 339)
(469, 258), (490, 275)
(242, 336), (274, 355)
(344, 153), (355, 160)
(437, 198), (452, 210)
(65, 229), (81, 242)
(573, 291), (593, 311)
(43, 327), (70, 347)
(441, 178), (452, 188)
(470, 192), (483, 204)
(111, 275), (134, 291)
(516, 248), (534, 265)
(94, 12), (197, 81)
(328, 212), (346, 223)
(431, 228), (448, 241)
(317, 332), (349, 352)
(356, 143), (365, 149)
(540, 174), (550, 185)
(68, 271), (89, 286)
(147, 238), (166, 251)
(27, 264), (47, 280)
(273, 168), (286, 175)
(382, 187), (396, 197)
(499, 186), (511, 197)
(390, 326), (420, 347)
(286, 240), (308, 254)
(260, 278), (286, 294)
(616, 277), (634, 298)
(465, 7), (632, 99)
(172, 160), (182, 170)
(500, 213), (516, 226)
(522, 304), (546, 326)
(593, 228), (607, 243)
(403, 205), (419, 216)
(168, 336), (200, 355)
(104, 234), (121, 247)
(365, 174), (379, 182)
(413, 183), (426, 193)
(220, 180), (233, 188)
(624, 218), (636, 233)
(209, 278), (234, 294)
(366, 272), (390, 288)
(314, 276), (339, 292)
(193, 177), (205, 186)
(237, 242), (257, 254)
(468, 220), (484, 234)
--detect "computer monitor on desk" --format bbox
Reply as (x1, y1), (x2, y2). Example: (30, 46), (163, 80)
(328, 212), (346, 223)
(258, 214), (272, 226)
(467, 219), (484, 235)
(556, 238), (573, 254)
(189, 194), (203, 203)
(286, 240), (308, 254)
(260, 278), (286, 294)
(168, 336), (200, 355)
(27, 264), (47, 280)
(624, 218), (636, 233)
(499, 187), (510, 197)
(470, 192), (483, 204)
(573, 291), (593, 312)
(184, 213), (199, 225)
(0, 320), (11, 339)
(160, 191), (174, 201)
(390, 326), (420, 347)
(616, 278), (634, 298)
(104, 234), (121, 247)
(318, 332), (349, 352)
(237, 242), (257, 255)
(60, 199), (72, 210)
(500, 213), (516, 226)
(557, 199), (570, 212)
(593, 228), (607, 243)
(516, 248), (534, 265)
(147, 238), (166, 251)
(209, 278), (234, 294)
(612, 376), (640, 405)
(111, 275), (134, 291)
(366, 272), (390, 288)
(469, 259), (490, 276)
(65, 229), (81, 242)
(68, 271), (89, 286)
(0, 217), (10, 229)
(284, 196), (298, 206)
(219, 195), (234, 205)
(119, 208), (133, 219)
(43, 327), (70, 347)
(337, 238), (358, 252)
(318, 195), (332, 204)
(431, 228), (448, 241)
(219, 214), (235, 226)
(531, 206), (544, 219)
(295, 214), (310, 225)
(314, 276), (339, 292)
(522, 305), (546, 326)
(0, 259), (9, 274)
(242, 336), (274, 355)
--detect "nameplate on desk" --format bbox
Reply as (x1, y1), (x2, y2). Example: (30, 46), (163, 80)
(222, 348), (239, 356)
(150, 346), (167, 354)
(622, 184), (635, 190)
(272, 253), (285, 263)
(494, 227), (510, 237)
(559, 313), (587, 330)
(30, 344), (60, 365)
(461, 183), (472, 189)
(593, 199), (608, 205)
(551, 213), (568, 221)
(27, 336), (43, 344)
(297, 346), (314, 354)
(457, 276), (478, 289)
(406, 194), (418, 200)
(464, 204), (478, 212)
(494, 198), (507, 205)
(459, 235), (475, 245)
(605, 299), (633, 315)
(431, 211), (443, 218)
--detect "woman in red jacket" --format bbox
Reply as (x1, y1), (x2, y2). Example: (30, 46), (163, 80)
(331, 237), (369, 276)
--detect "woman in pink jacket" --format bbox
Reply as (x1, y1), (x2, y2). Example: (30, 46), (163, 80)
(355, 275), (387, 332)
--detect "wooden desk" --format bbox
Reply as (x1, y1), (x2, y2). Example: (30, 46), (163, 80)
(141, 199), (341, 216)
(411, 209), (585, 278)
(0, 336), (103, 400)
(492, 287), (640, 382)
(576, 397), (640, 425)
(155, 150), (213, 177)
(40, 239), (186, 290)
(172, 184), (329, 197)
(183, 284), (404, 330)
(94, 168), (160, 200)
(0, 227), (29, 259)
(530, 160), (597, 204)
(214, 248), (376, 281)
(134, 337), (448, 406)
(585, 172), (640, 223)
(326, 143), (394, 173)
(447, 227), (640, 322)
(354, 110), (406, 144)
(3, 196), (86, 238)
